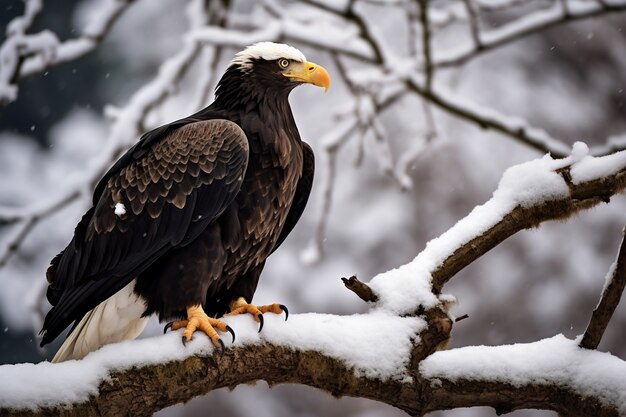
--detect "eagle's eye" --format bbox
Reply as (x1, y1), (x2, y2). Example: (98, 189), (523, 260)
(278, 59), (289, 69)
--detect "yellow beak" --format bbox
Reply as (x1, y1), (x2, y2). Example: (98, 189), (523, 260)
(284, 61), (330, 92)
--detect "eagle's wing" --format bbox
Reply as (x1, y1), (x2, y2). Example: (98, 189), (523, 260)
(41, 119), (248, 346)
(271, 141), (314, 253)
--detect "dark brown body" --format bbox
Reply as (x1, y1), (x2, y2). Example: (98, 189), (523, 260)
(135, 102), (307, 319)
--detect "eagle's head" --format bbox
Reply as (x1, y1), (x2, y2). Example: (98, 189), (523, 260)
(215, 42), (330, 106)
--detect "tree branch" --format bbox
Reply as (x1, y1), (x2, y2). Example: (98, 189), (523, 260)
(579, 222), (626, 349)
(2, 310), (623, 417)
(406, 79), (572, 157)
(435, 0), (626, 68)
(4, 152), (626, 416)
(430, 156), (626, 293)
(0, 0), (135, 109)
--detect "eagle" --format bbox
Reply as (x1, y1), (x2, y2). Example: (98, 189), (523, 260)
(40, 42), (330, 362)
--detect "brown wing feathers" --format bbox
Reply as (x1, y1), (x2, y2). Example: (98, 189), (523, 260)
(41, 120), (248, 345)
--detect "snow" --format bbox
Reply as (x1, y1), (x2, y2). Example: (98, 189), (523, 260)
(370, 154), (571, 315)
(114, 203), (126, 216)
(570, 141), (589, 162)
(0, 312), (425, 410)
(494, 154), (570, 207)
(570, 149), (626, 184)
(600, 260), (617, 299)
(369, 263), (439, 315)
(419, 334), (626, 414)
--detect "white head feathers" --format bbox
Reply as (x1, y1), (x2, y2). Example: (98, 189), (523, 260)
(231, 42), (306, 69)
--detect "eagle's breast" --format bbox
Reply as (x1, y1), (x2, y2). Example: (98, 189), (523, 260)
(221, 125), (303, 275)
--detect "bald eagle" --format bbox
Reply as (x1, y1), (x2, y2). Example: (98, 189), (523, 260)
(41, 42), (330, 362)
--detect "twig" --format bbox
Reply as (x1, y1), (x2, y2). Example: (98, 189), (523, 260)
(462, 0), (482, 49)
(417, 0), (434, 90)
(558, 0), (571, 17)
(0, 190), (81, 267)
(300, 0), (384, 64)
(579, 223), (626, 349)
(342, 275), (378, 302)
(455, 314), (469, 322)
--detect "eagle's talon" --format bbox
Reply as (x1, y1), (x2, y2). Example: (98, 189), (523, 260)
(226, 325), (235, 343)
(226, 298), (288, 331)
(217, 338), (225, 356)
(258, 314), (264, 333)
(164, 322), (174, 334)
(182, 335), (187, 346)
(280, 304), (289, 321)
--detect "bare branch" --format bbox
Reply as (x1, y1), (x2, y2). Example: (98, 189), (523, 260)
(461, 0), (482, 49)
(417, 0), (434, 90)
(579, 223), (626, 349)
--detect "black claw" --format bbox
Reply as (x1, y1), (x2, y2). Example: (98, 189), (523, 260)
(164, 322), (174, 334)
(182, 335), (187, 346)
(258, 314), (264, 333)
(279, 304), (289, 321)
(226, 325), (236, 343)
(218, 339), (225, 356)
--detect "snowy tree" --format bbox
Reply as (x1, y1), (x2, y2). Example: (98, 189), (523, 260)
(1, 0), (626, 416)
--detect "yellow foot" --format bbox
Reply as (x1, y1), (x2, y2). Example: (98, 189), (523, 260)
(164, 305), (235, 354)
(223, 297), (288, 332)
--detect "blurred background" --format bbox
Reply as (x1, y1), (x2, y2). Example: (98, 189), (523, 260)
(1, 0), (625, 416)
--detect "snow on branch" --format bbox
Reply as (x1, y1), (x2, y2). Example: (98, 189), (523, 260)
(434, 0), (626, 67)
(349, 144), (626, 316)
(419, 334), (626, 416)
(3, 149), (626, 416)
(405, 79), (573, 157)
(0, 0), (135, 109)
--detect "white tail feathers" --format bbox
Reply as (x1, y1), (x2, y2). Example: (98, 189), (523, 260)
(52, 279), (149, 363)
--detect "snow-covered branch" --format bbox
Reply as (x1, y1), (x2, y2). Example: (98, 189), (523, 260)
(0, 0), (135, 108)
(419, 334), (626, 416)
(3, 147), (626, 416)
(435, 0), (626, 67)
